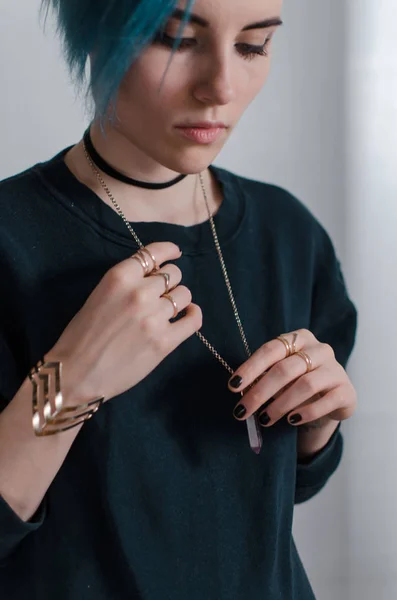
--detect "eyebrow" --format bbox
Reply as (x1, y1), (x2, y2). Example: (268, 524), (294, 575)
(171, 9), (283, 31)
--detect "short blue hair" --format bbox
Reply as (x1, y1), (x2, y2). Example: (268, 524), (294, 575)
(40, 0), (195, 123)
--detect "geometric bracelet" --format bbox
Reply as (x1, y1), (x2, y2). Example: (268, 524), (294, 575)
(28, 358), (105, 437)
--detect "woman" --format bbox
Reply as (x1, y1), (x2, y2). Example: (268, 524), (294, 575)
(0, 0), (357, 598)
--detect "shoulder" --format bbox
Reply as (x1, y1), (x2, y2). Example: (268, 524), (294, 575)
(0, 163), (44, 220)
(0, 147), (69, 229)
(0, 164), (40, 194)
(213, 165), (326, 240)
(0, 158), (62, 258)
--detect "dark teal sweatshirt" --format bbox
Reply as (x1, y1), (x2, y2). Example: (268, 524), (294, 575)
(0, 147), (357, 599)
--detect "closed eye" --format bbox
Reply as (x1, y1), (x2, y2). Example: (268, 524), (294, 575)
(153, 32), (273, 59)
(153, 31), (197, 50)
(236, 39), (272, 60)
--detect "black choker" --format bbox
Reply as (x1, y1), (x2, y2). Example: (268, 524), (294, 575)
(82, 128), (187, 190)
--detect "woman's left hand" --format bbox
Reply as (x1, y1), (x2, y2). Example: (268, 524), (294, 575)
(229, 329), (357, 428)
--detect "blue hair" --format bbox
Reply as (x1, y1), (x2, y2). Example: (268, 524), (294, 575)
(40, 0), (195, 124)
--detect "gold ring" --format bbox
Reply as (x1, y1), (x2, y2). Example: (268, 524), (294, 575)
(296, 350), (313, 373)
(131, 250), (150, 275)
(276, 332), (299, 357)
(291, 332), (298, 354)
(276, 334), (292, 357)
(162, 293), (179, 318)
(140, 247), (158, 273)
(150, 272), (171, 294)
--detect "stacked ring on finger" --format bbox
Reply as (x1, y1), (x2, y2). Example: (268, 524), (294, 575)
(130, 247), (157, 275)
(276, 332), (298, 357)
(139, 247), (158, 273)
(130, 250), (150, 275)
(295, 350), (313, 373)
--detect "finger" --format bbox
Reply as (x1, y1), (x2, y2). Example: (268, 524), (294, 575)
(120, 265), (183, 319)
(232, 344), (330, 420)
(116, 242), (182, 281)
(158, 285), (192, 321)
(286, 384), (355, 425)
(143, 264), (182, 297)
(257, 366), (339, 426)
(227, 329), (313, 392)
(166, 303), (203, 349)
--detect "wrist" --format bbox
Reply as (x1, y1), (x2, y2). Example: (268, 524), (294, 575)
(43, 348), (101, 409)
(297, 418), (340, 460)
(30, 351), (104, 437)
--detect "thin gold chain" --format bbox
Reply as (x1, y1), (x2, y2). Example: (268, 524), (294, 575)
(197, 174), (251, 359)
(82, 143), (252, 375)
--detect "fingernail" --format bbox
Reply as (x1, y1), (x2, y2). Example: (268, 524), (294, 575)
(259, 412), (271, 426)
(289, 413), (302, 425)
(229, 375), (243, 389)
(233, 404), (247, 419)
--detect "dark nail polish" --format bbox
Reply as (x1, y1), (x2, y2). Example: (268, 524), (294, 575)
(233, 404), (247, 419)
(259, 412), (271, 426)
(229, 375), (243, 389)
(289, 413), (302, 425)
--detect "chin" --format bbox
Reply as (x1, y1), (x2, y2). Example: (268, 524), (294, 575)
(157, 146), (223, 175)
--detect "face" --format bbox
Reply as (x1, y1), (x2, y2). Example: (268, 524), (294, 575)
(113, 0), (283, 174)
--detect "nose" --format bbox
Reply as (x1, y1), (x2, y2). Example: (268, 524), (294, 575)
(193, 53), (236, 106)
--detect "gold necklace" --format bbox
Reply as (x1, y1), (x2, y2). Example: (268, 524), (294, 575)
(82, 141), (262, 454)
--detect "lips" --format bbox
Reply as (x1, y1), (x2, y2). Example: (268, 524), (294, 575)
(175, 121), (228, 145)
(175, 126), (226, 144)
(176, 121), (227, 129)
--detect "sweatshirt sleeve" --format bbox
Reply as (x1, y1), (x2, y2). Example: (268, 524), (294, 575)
(0, 333), (47, 563)
(294, 223), (358, 504)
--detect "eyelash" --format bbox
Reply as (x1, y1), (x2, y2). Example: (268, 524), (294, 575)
(153, 32), (272, 60)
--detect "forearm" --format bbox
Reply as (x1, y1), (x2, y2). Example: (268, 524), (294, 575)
(296, 416), (340, 461)
(0, 357), (88, 522)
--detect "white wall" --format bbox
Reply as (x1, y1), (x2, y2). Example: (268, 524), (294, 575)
(1, 2), (396, 599)
(344, 1), (397, 598)
(0, 1), (87, 172)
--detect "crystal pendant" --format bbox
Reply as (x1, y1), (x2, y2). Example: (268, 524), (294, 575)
(246, 414), (263, 454)
(242, 391), (263, 454)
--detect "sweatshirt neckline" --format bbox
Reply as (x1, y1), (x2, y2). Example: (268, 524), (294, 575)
(34, 146), (247, 257)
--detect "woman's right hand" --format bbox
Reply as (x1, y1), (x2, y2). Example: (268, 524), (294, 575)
(47, 242), (202, 404)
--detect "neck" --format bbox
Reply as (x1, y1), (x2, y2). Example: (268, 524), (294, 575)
(63, 121), (222, 226)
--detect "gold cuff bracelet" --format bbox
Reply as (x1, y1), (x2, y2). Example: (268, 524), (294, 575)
(29, 359), (105, 437)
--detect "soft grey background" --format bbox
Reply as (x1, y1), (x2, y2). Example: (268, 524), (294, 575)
(1, 1), (396, 599)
